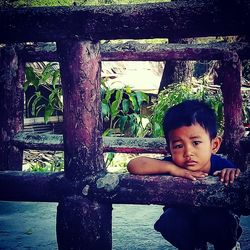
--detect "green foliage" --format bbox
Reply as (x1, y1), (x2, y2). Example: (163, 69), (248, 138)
(149, 82), (224, 137)
(101, 80), (149, 137)
(25, 63), (63, 123)
(242, 60), (250, 82)
(26, 154), (64, 172)
(104, 152), (115, 168)
(242, 96), (250, 124)
(25, 64), (149, 136)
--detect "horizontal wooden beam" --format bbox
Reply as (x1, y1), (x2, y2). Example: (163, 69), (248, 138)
(17, 42), (250, 62)
(13, 132), (167, 154)
(101, 42), (250, 61)
(12, 132), (250, 154)
(0, 1), (250, 42)
(0, 170), (249, 215)
(0, 171), (63, 202)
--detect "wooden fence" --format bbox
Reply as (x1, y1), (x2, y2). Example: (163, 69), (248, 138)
(0, 1), (250, 249)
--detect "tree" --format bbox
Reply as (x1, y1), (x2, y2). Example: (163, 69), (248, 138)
(158, 38), (195, 93)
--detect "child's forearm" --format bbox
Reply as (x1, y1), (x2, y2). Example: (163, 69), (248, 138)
(127, 156), (208, 181)
(127, 157), (176, 175)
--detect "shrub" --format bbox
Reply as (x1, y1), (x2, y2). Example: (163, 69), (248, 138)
(149, 82), (224, 137)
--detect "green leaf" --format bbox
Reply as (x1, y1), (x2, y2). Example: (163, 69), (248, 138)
(129, 94), (139, 113)
(25, 67), (40, 90)
(31, 92), (42, 116)
(135, 91), (144, 107)
(141, 92), (150, 103)
(125, 86), (132, 94)
(152, 122), (163, 137)
(122, 99), (130, 114)
(52, 70), (60, 88)
(111, 100), (119, 118)
(102, 102), (110, 118)
(105, 152), (115, 167)
(103, 129), (114, 136)
(25, 67), (35, 82)
(48, 92), (55, 103)
(105, 88), (115, 102)
(44, 105), (54, 123)
(115, 89), (124, 104)
(23, 81), (30, 92)
(118, 115), (128, 132)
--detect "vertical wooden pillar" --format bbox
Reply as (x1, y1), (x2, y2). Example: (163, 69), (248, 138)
(57, 40), (104, 180)
(0, 44), (24, 171)
(220, 51), (246, 169)
(57, 197), (112, 250)
(56, 40), (112, 250)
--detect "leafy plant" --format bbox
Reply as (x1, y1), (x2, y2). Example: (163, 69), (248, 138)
(104, 152), (115, 168)
(25, 64), (150, 137)
(26, 153), (64, 172)
(101, 80), (150, 137)
(24, 62), (62, 123)
(149, 82), (224, 137)
(242, 96), (250, 125)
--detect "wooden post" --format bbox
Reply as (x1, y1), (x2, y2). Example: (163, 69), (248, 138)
(56, 40), (112, 250)
(0, 44), (24, 171)
(220, 51), (246, 169)
(57, 197), (112, 250)
(57, 40), (104, 180)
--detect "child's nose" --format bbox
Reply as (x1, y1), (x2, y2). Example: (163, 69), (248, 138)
(184, 145), (193, 158)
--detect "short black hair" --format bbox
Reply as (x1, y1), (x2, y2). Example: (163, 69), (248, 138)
(163, 99), (217, 143)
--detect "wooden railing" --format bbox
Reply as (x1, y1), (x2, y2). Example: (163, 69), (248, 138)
(0, 1), (250, 249)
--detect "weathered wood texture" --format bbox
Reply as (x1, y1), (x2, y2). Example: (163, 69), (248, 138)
(0, 171), (249, 215)
(57, 197), (112, 250)
(12, 132), (168, 154)
(12, 132), (250, 154)
(0, 1), (250, 42)
(0, 44), (24, 171)
(17, 42), (250, 62)
(220, 52), (246, 169)
(57, 40), (103, 180)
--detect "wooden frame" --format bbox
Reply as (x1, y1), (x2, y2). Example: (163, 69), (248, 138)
(0, 1), (250, 249)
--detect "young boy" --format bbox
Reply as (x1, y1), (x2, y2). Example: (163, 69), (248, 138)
(127, 100), (242, 250)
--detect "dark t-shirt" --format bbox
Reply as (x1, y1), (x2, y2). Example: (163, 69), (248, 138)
(163, 154), (235, 175)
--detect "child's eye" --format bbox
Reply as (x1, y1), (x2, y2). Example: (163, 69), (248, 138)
(173, 144), (183, 149)
(193, 141), (201, 146)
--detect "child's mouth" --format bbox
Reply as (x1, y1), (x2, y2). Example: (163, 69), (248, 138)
(185, 160), (197, 166)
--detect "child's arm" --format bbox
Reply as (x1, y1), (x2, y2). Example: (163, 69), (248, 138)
(213, 168), (241, 185)
(127, 157), (207, 181)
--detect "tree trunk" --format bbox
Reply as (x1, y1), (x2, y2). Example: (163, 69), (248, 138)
(158, 38), (194, 92)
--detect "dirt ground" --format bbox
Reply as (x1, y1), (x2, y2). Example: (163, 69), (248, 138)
(0, 202), (250, 250)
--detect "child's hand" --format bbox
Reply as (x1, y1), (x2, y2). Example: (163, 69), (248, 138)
(170, 165), (208, 181)
(213, 168), (240, 185)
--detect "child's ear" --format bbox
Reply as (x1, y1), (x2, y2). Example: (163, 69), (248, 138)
(211, 136), (222, 153)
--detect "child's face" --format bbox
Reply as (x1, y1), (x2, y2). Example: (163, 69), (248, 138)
(168, 123), (221, 173)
